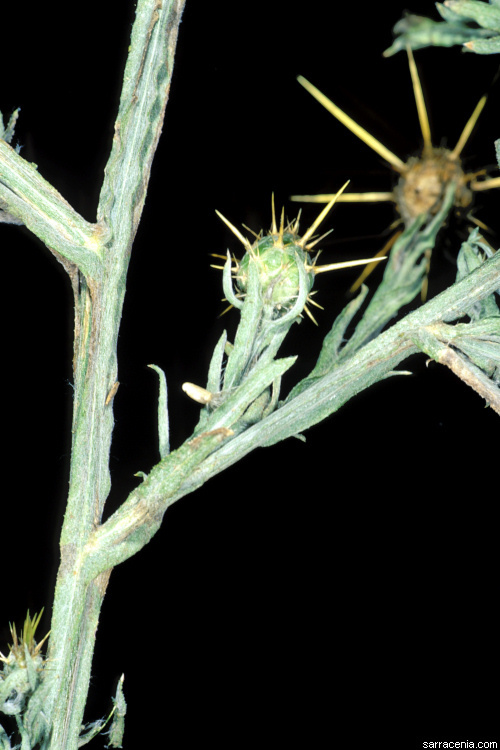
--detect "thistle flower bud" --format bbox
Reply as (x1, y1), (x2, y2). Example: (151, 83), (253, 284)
(236, 231), (314, 319)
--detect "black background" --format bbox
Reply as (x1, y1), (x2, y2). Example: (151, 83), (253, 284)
(1, 1), (498, 747)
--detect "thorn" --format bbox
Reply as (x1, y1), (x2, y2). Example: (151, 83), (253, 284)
(464, 168), (487, 183)
(310, 250), (323, 267)
(305, 228), (333, 251)
(471, 175), (500, 191)
(278, 206), (285, 244)
(451, 93), (488, 160)
(311, 255), (387, 275)
(467, 214), (491, 233)
(292, 209), (302, 235)
(297, 75), (406, 172)
(349, 231), (401, 293)
(241, 223), (261, 239)
(406, 46), (432, 156)
(307, 294), (324, 310)
(220, 290), (244, 301)
(303, 304), (319, 325)
(215, 210), (252, 251)
(218, 303), (235, 318)
(290, 191), (396, 204)
(210, 252), (239, 272)
(271, 192), (277, 234)
(299, 180), (350, 247)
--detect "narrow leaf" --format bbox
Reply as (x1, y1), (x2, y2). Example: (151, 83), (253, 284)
(148, 365), (170, 458)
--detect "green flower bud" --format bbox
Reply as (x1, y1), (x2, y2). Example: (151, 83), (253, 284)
(236, 231), (314, 318)
(215, 187), (386, 324)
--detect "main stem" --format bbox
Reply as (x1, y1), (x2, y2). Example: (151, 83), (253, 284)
(40, 270), (122, 748)
(28, 3), (187, 747)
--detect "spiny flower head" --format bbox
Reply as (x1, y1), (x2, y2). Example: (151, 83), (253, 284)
(214, 185), (386, 323)
(293, 49), (499, 295)
(0, 609), (48, 671)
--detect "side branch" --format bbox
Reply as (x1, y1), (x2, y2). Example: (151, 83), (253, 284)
(82, 428), (235, 579)
(166, 247), (500, 501)
(436, 346), (500, 414)
(80, 250), (500, 580)
(412, 323), (500, 415)
(0, 140), (103, 278)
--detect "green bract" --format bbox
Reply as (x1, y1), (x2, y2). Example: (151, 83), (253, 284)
(237, 232), (314, 318)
